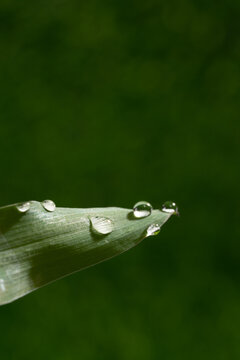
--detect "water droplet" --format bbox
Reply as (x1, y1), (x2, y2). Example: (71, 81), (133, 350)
(133, 201), (152, 218)
(42, 200), (56, 212)
(0, 279), (6, 292)
(90, 216), (113, 235)
(16, 202), (31, 213)
(146, 224), (161, 237)
(161, 201), (178, 215)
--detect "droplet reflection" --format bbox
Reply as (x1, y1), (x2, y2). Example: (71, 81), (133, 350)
(0, 279), (6, 292)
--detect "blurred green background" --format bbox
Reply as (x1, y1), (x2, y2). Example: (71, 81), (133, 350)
(0, 0), (240, 359)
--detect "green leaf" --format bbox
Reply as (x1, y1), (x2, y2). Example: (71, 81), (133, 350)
(0, 200), (174, 305)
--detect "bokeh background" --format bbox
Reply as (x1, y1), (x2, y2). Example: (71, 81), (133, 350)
(0, 0), (240, 359)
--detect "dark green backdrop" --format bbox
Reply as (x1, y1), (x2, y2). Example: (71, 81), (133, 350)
(0, 0), (239, 359)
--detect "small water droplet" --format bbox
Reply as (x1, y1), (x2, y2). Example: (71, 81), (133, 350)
(146, 224), (161, 237)
(161, 201), (178, 215)
(133, 201), (152, 218)
(42, 200), (56, 212)
(90, 216), (113, 235)
(16, 202), (31, 213)
(0, 279), (6, 292)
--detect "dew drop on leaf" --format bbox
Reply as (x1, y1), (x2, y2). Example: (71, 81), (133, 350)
(42, 200), (56, 212)
(90, 216), (113, 235)
(146, 224), (161, 237)
(16, 202), (31, 213)
(133, 201), (152, 218)
(161, 201), (178, 215)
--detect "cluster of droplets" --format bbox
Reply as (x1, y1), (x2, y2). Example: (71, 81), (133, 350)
(132, 201), (156, 237)
(16, 199), (177, 239)
(89, 200), (179, 237)
(16, 200), (56, 213)
(132, 200), (178, 237)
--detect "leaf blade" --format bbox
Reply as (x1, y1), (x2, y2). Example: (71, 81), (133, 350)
(0, 201), (172, 305)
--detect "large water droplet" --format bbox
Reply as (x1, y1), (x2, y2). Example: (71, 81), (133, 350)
(133, 201), (152, 218)
(90, 216), (113, 235)
(16, 202), (31, 213)
(146, 224), (161, 237)
(161, 201), (178, 215)
(42, 200), (56, 212)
